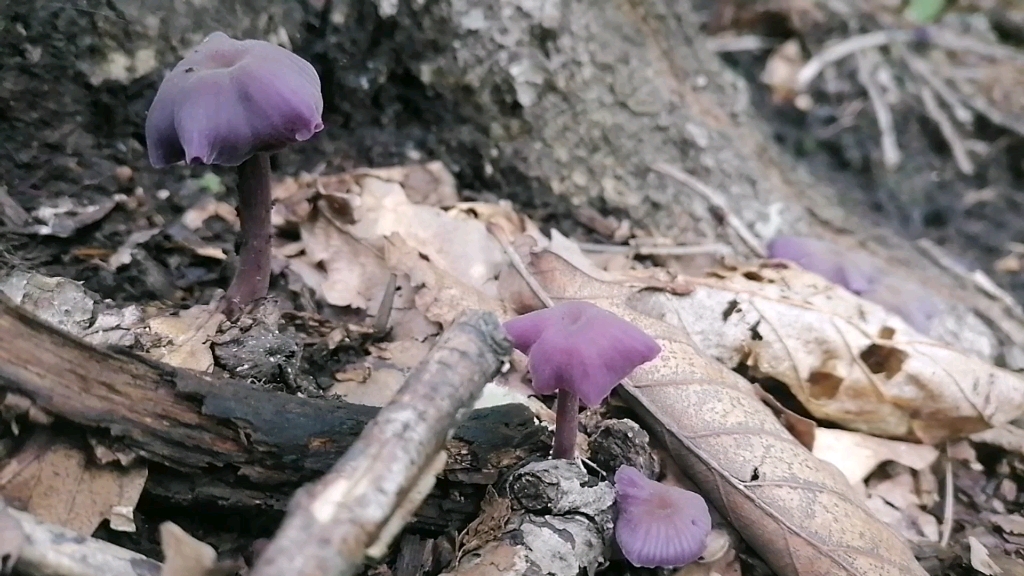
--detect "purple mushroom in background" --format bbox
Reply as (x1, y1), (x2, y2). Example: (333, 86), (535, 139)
(503, 301), (661, 460)
(766, 235), (881, 295)
(614, 465), (712, 568)
(767, 235), (940, 333)
(145, 32), (324, 316)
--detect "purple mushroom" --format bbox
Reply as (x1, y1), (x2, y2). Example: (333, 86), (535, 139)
(766, 235), (881, 295)
(145, 32), (324, 316)
(614, 465), (711, 568)
(502, 301), (661, 460)
(767, 235), (939, 333)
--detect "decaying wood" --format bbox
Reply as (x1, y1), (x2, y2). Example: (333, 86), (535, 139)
(0, 298), (546, 531)
(251, 309), (512, 576)
(6, 503), (161, 576)
(443, 460), (615, 576)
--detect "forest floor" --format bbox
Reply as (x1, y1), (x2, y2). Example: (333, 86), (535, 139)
(3, 2), (1024, 576)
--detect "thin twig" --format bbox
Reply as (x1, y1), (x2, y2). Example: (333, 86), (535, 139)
(650, 163), (766, 257)
(373, 273), (398, 333)
(7, 504), (161, 576)
(487, 223), (555, 308)
(939, 450), (954, 548)
(707, 34), (779, 53)
(919, 85), (975, 175)
(915, 238), (1024, 316)
(900, 50), (974, 125)
(856, 51), (902, 170)
(250, 310), (512, 576)
(947, 74), (1024, 138)
(796, 29), (916, 92)
(575, 241), (732, 257)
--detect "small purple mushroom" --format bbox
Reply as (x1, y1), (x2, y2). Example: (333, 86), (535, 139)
(145, 32), (324, 316)
(614, 465), (711, 568)
(766, 235), (881, 295)
(503, 301), (661, 460)
(767, 235), (939, 332)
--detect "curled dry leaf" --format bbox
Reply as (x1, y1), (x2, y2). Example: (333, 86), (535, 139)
(500, 246), (927, 576)
(285, 165), (505, 313)
(811, 428), (939, 487)
(0, 442), (148, 536)
(635, 262), (1024, 444)
(160, 522), (242, 576)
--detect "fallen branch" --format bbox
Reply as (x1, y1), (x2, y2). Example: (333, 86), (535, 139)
(5, 503), (161, 576)
(0, 297), (547, 531)
(251, 309), (512, 576)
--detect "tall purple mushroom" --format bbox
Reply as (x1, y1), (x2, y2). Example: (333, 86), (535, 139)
(614, 465), (712, 568)
(145, 32), (324, 315)
(502, 301), (661, 460)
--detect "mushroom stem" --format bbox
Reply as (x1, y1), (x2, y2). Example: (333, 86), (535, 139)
(224, 152), (273, 316)
(551, 388), (580, 459)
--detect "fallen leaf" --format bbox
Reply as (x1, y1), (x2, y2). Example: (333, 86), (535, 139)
(970, 536), (1003, 575)
(500, 246), (928, 576)
(108, 228), (162, 270)
(300, 211), (391, 309)
(0, 271), (96, 335)
(992, 514), (1024, 535)
(180, 197), (238, 231)
(636, 262), (1024, 443)
(753, 384), (816, 450)
(761, 38), (806, 105)
(811, 428), (939, 486)
(160, 522), (242, 576)
(26, 197), (116, 238)
(457, 486), (511, 561)
(143, 305), (224, 372)
(325, 167), (505, 297)
(868, 467), (920, 510)
(0, 442), (148, 535)
(0, 502), (24, 574)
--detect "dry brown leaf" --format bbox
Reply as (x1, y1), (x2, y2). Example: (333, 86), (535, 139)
(761, 38), (806, 105)
(180, 197), (238, 231)
(634, 263), (1024, 443)
(811, 428), (939, 487)
(299, 210), (391, 310)
(0, 501), (24, 574)
(1, 443), (147, 536)
(970, 536), (1002, 576)
(991, 514), (1024, 535)
(143, 305), (224, 372)
(457, 485), (512, 562)
(501, 247), (927, 576)
(160, 522), (242, 576)
(754, 384), (816, 451)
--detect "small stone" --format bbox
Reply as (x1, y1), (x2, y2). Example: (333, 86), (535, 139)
(114, 165), (134, 185)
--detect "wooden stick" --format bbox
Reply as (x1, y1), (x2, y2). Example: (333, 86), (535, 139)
(251, 310), (512, 576)
(6, 503), (161, 576)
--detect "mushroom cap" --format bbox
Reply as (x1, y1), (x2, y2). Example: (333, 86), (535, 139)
(145, 32), (324, 167)
(502, 301), (660, 407)
(614, 465), (711, 568)
(767, 235), (940, 332)
(766, 235), (881, 295)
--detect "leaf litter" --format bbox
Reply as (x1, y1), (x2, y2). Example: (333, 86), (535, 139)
(9, 159), (1024, 575)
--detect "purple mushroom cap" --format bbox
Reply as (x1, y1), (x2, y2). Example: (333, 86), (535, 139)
(767, 235), (940, 332)
(766, 235), (881, 295)
(614, 466), (712, 568)
(502, 301), (661, 407)
(145, 32), (324, 168)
